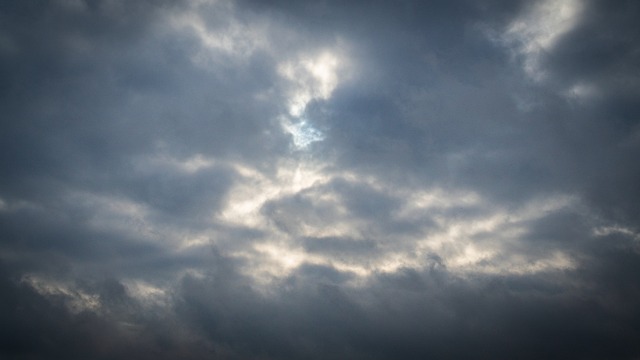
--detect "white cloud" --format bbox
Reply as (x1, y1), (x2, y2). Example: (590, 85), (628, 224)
(278, 50), (349, 149)
(21, 275), (101, 314)
(220, 162), (581, 280)
(278, 51), (342, 117)
(502, 0), (583, 82)
(169, 0), (270, 67)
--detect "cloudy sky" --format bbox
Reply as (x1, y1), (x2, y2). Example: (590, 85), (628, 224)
(1, 0), (640, 358)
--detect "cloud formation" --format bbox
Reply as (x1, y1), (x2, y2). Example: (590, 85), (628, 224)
(1, 0), (640, 358)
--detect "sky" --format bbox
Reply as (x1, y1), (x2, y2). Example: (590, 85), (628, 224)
(1, 0), (640, 358)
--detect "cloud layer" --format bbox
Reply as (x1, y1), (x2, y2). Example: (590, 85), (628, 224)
(1, 0), (640, 358)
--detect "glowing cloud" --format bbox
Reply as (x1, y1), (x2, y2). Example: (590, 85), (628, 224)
(278, 50), (347, 149)
(503, 0), (583, 81)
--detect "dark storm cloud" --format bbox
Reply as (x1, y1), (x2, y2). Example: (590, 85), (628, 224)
(0, 263), (217, 360)
(6, 242), (638, 360)
(293, 6), (557, 206)
(2, 0), (640, 359)
(177, 243), (640, 360)
(0, 0), (287, 197)
(0, 0), (283, 327)
(537, 0), (640, 226)
(0, 0), (286, 275)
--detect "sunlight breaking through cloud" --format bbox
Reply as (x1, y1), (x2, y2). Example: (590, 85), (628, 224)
(2, 1), (640, 358)
(503, 0), (583, 81)
(278, 51), (346, 149)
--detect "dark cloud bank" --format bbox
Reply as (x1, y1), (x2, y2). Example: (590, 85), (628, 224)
(1, 0), (640, 359)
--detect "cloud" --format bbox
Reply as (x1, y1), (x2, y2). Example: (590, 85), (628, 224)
(1, 0), (640, 358)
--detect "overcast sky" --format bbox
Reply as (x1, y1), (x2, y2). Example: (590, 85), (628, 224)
(1, 0), (640, 359)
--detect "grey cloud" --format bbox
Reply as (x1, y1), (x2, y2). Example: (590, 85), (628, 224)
(0, 0), (287, 194)
(72, 242), (640, 359)
(2, 0), (640, 359)
(0, 267), (214, 360)
(2, 238), (640, 359)
(301, 236), (378, 258)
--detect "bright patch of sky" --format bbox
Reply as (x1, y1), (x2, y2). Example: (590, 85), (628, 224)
(503, 0), (583, 82)
(278, 51), (344, 149)
(283, 119), (325, 148)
